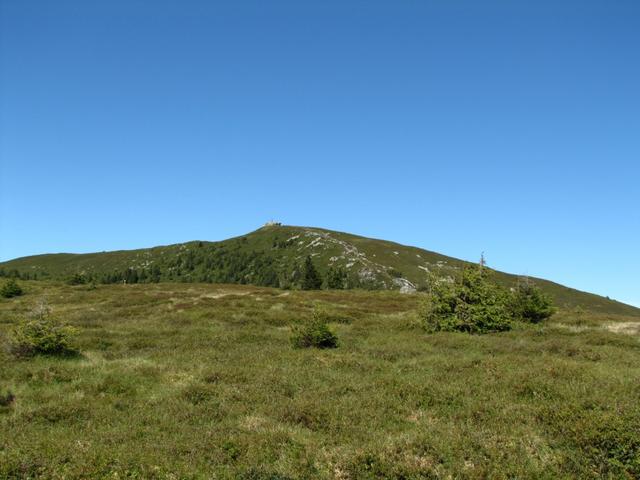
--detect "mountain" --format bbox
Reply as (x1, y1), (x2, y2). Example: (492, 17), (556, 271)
(1, 224), (638, 316)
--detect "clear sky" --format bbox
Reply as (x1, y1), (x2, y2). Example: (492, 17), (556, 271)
(1, 1), (638, 306)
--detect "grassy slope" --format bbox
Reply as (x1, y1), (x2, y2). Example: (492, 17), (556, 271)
(2, 225), (638, 316)
(1, 282), (639, 478)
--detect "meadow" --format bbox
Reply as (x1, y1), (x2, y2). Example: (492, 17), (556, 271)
(1, 281), (639, 479)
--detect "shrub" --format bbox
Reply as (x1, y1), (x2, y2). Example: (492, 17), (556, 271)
(419, 265), (512, 334)
(0, 390), (15, 407)
(7, 302), (79, 358)
(66, 273), (86, 285)
(291, 306), (338, 348)
(388, 268), (403, 278)
(1, 279), (23, 298)
(509, 278), (555, 323)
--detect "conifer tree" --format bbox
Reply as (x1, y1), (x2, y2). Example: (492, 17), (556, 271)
(510, 277), (555, 323)
(326, 265), (347, 289)
(301, 256), (322, 290)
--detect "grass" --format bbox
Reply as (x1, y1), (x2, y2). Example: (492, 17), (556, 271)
(0, 281), (639, 478)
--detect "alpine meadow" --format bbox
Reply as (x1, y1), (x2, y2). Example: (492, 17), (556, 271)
(2, 1), (640, 479)
(1, 225), (640, 478)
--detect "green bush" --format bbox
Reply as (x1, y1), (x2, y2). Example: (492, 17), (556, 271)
(8, 304), (79, 358)
(388, 268), (403, 278)
(66, 273), (86, 285)
(510, 278), (555, 323)
(1, 279), (23, 298)
(291, 306), (338, 348)
(420, 265), (512, 334)
(0, 390), (15, 407)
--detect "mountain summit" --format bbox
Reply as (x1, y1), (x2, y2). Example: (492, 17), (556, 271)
(1, 224), (637, 316)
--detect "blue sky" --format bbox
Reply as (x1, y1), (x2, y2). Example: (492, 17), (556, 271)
(1, 1), (638, 306)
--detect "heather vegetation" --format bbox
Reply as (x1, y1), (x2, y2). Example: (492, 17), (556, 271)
(1, 281), (639, 478)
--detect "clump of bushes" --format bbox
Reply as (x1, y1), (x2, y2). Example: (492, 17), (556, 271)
(419, 265), (555, 334)
(7, 301), (79, 358)
(291, 305), (338, 348)
(1, 279), (23, 298)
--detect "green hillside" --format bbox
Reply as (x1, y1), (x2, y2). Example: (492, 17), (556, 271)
(1, 224), (637, 316)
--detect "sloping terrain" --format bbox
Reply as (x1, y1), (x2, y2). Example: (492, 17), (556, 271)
(1, 224), (638, 316)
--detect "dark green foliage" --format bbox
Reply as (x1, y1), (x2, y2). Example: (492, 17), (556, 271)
(0, 268), (34, 280)
(92, 241), (287, 287)
(291, 306), (338, 348)
(0, 390), (15, 407)
(326, 265), (347, 289)
(510, 278), (555, 323)
(1, 279), (23, 298)
(344, 451), (414, 479)
(7, 304), (79, 358)
(66, 273), (86, 285)
(301, 256), (322, 290)
(388, 268), (403, 278)
(420, 265), (512, 334)
(239, 468), (294, 480)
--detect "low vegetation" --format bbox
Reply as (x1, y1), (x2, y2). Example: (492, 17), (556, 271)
(0, 390), (15, 408)
(0, 278), (23, 298)
(290, 306), (339, 349)
(7, 301), (79, 358)
(0, 281), (639, 478)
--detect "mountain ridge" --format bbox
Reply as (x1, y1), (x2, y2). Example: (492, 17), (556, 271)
(1, 224), (638, 316)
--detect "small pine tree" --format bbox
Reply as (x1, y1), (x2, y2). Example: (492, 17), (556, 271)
(1, 279), (23, 298)
(420, 264), (512, 334)
(510, 278), (555, 323)
(301, 256), (322, 290)
(8, 300), (79, 358)
(291, 305), (338, 349)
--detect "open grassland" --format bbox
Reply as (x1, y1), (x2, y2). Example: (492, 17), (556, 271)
(1, 282), (639, 479)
